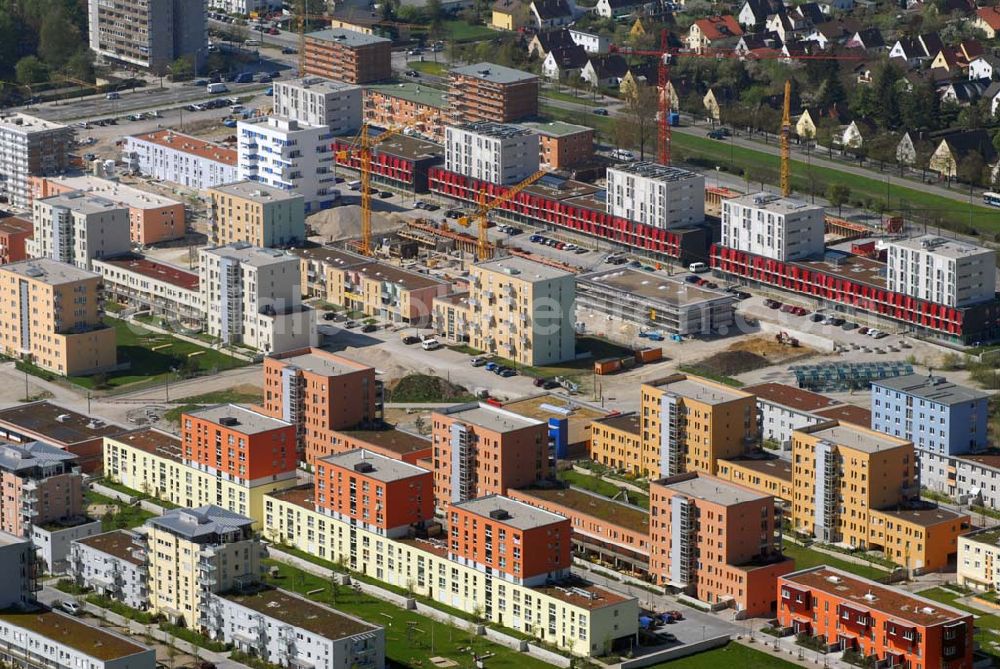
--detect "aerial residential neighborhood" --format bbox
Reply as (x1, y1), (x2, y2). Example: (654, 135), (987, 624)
(3, 0), (1000, 667)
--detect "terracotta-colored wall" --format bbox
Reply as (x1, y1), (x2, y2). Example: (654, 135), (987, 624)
(0, 221), (32, 264)
(133, 204), (185, 245)
(538, 130), (594, 170)
(316, 458), (433, 531)
(182, 414), (296, 481)
(320, 430), (431, 466)
(450, 505), (570, 580)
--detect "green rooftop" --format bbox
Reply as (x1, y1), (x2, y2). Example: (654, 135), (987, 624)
(966, 527), (1000, 546)
(0, 608), (150, 661)
(519, 120), (594, 138)
(365, 82), (448, 109)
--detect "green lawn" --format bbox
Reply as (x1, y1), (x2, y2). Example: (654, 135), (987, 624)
(84, 490), (156, 530)
(407, 60), (448, 76)
(67, 317), (247, 389)
(539, 104), (997, 234)
(161, 388), (264, 423)
(647, 642), (801, 668)
(780, 541), (886, 581)
(98, 479), (181, 509)
(438, 19), (495, 42)
(558, 470), (649, 509)
(263, 560), (557, 669)
(542, 89), (598, 105)
(917, 588), (1000, 660)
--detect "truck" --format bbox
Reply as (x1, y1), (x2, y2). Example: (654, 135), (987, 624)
(207, 82), (229, 94)
(234, 72), (253, 84)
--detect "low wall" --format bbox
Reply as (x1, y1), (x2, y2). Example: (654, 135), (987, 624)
(618, 635), (730, 669)
(570, 464), (647, 495)
(90, 483), (137, 504)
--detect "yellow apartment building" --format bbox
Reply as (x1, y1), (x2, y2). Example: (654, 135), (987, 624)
(638, 374), (758, 478)
(327, 258), (450, 326)
(103, 429), (298, 527)
(145, 505), (265, 628)
(589, 414), (644, 474)
(207, 181), (306, 248)
(0, 259), (116, 376)
(716, 457), (794, 503)
(262, 486), (639, 657)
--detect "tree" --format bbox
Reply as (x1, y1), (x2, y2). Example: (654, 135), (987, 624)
(614, 83), (658, 159)
(426, 0), (444, 37)
(168, 57), (194, 82)
(15, 56), (47, 85)
(867, 133), (898, 171)
(827, 183), (851, 214)
(958, 151), (985, 187)
(899, 79), (939, 131)
(38, 10), (82, 70)
(63, 50), (94, 83)
(815, 74), (846, 110)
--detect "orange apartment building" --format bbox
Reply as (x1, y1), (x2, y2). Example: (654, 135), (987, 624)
(182, 404), (297, 486)
(303, 28), (391, 84)
(326, 428), (431, 465)
(0, 401), (125, 473)
(508, 487), (651, 579)
(790, 420), (968, 573)
(448, 63), (540, 123)
(649, 472), (794, 616)
(30, 174), (186, 245)
(520, 121), (595, 170)
(431, 402), (549, 514)
(0, 440), (84, 538)
(0, 216), (32, 264)
(448, 495), (571, 585)
(314, 449), (434, 538)
(262, 348), (380, 465)
(778, 566), (973, 668)
(0, 259), (116, 377)
(364, 83), (447, 144)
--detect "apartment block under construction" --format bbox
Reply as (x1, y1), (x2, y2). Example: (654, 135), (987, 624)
(448, 63), (540, 123)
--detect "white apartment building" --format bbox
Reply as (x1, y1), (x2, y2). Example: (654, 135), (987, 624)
(88, 0), (206, 70)
(237, 116), (338, 214)
(200, 243), (316, 353)
(28, 191), (131, 270)
(606, 162), (705, 229)
(444, 122), (540, 185)
(721, 192), (825, 262)
(0, 114), (74, 210)
(208, 0), (280, 15)
(202, 588), (384, 669)
(272, 77), (362, 135)
(92, 255), (204, 329)
(123, 130), (239, 189)
(569, 29), (609, 52)
(887, 235), (997, 308)
(69, 530), (149, 611)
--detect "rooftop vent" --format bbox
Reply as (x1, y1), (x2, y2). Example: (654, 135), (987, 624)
(489, 509), (511, 520)
(218, 416), (239, 427)
(354, 462), (375, 473)
(55, 414), (71, 423)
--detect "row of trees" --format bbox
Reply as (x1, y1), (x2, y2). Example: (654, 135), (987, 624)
(0, 0), (94, 94)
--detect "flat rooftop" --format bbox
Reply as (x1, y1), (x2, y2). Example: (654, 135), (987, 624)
(268, 484), (314, 510)
(890, 234), (992, 259)
(203, 242), (297, 267)
(187, 404), (291, 434)
(654, 473), (768, 506)
(453, 495), (567, 530)
(437, 402), (542, 433)
(876, 506), (967, 528)
(723, 456), (793, 482)
(109, 428), (182, 463)
(280, 77), (361, 94)
(38, 190), (124, 215)
(516, 487), (648, 534)
(74, 530), (144, 566)
(813, 404), (872, 425)
(782, 566), (969, 626)
(744, 382), (839, 413)
(519, 120), (594, 138)
(39, 175), (182, 209)
(579, 268), (733, 306)
(346, 259), (448, 290)
(794, 252), (886, 290)
(524, 176), (600, 202)
(274, 349), (371, 377)
(319, 449), (430, 483)
(646, 375), (748, 405)
(0, 608), (148, 661)
(290, 245), (367, 270)
(451, 62), (539, 85)
(306, 27), (391, 46)
(726, 192), (823, 216)
(474, 255), (573, 281)
(873, 373), (988, 405)
(501, 395), (607, 423)
(98, 255), (198, 291)
(532, 579), (629, 610)
(0, 113), (68, 134)
(1, 258), (100, 285)
(210, 180), (305, 203)
(224, 587), (377, 639)
(129, 130), (236, 166)
(366, 82), (448, 109)
(805, 422), (908, 453)
(0, 401), (124, 445)
(597, 413), (641, 435)
(0, 216), (31, 235)
(454, 121), (533, 139)
(336, 428), (430, 456)
(608, 161), (702, 182)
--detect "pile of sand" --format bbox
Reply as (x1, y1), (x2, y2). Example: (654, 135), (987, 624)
(308, 205), (408, 243)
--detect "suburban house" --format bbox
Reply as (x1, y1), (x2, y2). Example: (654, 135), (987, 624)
(804, 19), (857, 50)
(939, 80), (988, 106)
(833, 119), (871, 151)
(928, 129), (998, 178)
(580, 53), (630, 87)
(703, 87), (735, 121)
(986, 81), (1000, 115)
(541, 43), (589, 80)
(530, 0), (574, 28)
(845, 27), (884, 50)
(969, 54), (1000, 81)
(569, 28), (610, 53)
(527, 28), (576, 59)
(973, 6), (1000, 39)
(734, 33), (781, 57)
(736, 0), (784, 29)
(795, 109), (817, 139)
(491, 0), (527, 29)
(687, 16), (743, 52)
(888, 33), (943, 67)
(594, 0), (641, 18)
(895, 131), (935, 167)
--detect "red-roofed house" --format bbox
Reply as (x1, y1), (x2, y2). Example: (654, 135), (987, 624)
(974, 6), (1000, 38)
(687, 16), (743, 52)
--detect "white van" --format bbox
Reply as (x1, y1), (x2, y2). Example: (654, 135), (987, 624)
(688, 262), (709, 273)
(207, 82), (229, 94)
(421, 338), (441, 351)
(244, 39), (261, 47)
(611, 148), (635, 161)
(347, 180), (362, 191)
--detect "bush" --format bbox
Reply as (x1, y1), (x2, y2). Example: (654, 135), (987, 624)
(796, 633), (827, 652)
(54, 579), (90, 595)
(159, 623), (231, 652)
(86, 594), (159, 624)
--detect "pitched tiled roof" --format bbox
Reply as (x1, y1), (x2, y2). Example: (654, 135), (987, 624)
(694, 15), (744, 40)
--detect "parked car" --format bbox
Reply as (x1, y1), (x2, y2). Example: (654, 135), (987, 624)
(858, 327), (869, 335)
(484, 362), (499, 372)
(809, 313), (824, 322)
(281, 46), (297, 54)
(470, 357), (487, 367)
(498, 368), (516, 377)
(344, 320), (359, 328)
(592, 108), (609, 115)
(764, 299), (782, 309)
(61, 601), (82, 616)
(542, 380), (561, 389)
(402, 335), (421, 345)
(688, 262), (709, 273)
(361, 323), (377, 333)
(405, 70), (420, 78)
(322, 312), (336, 321)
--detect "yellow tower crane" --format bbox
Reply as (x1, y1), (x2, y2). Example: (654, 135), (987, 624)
(458, 171), (547, 261)
(336, 124), (401, 256)
(780, 78), (792, 198)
